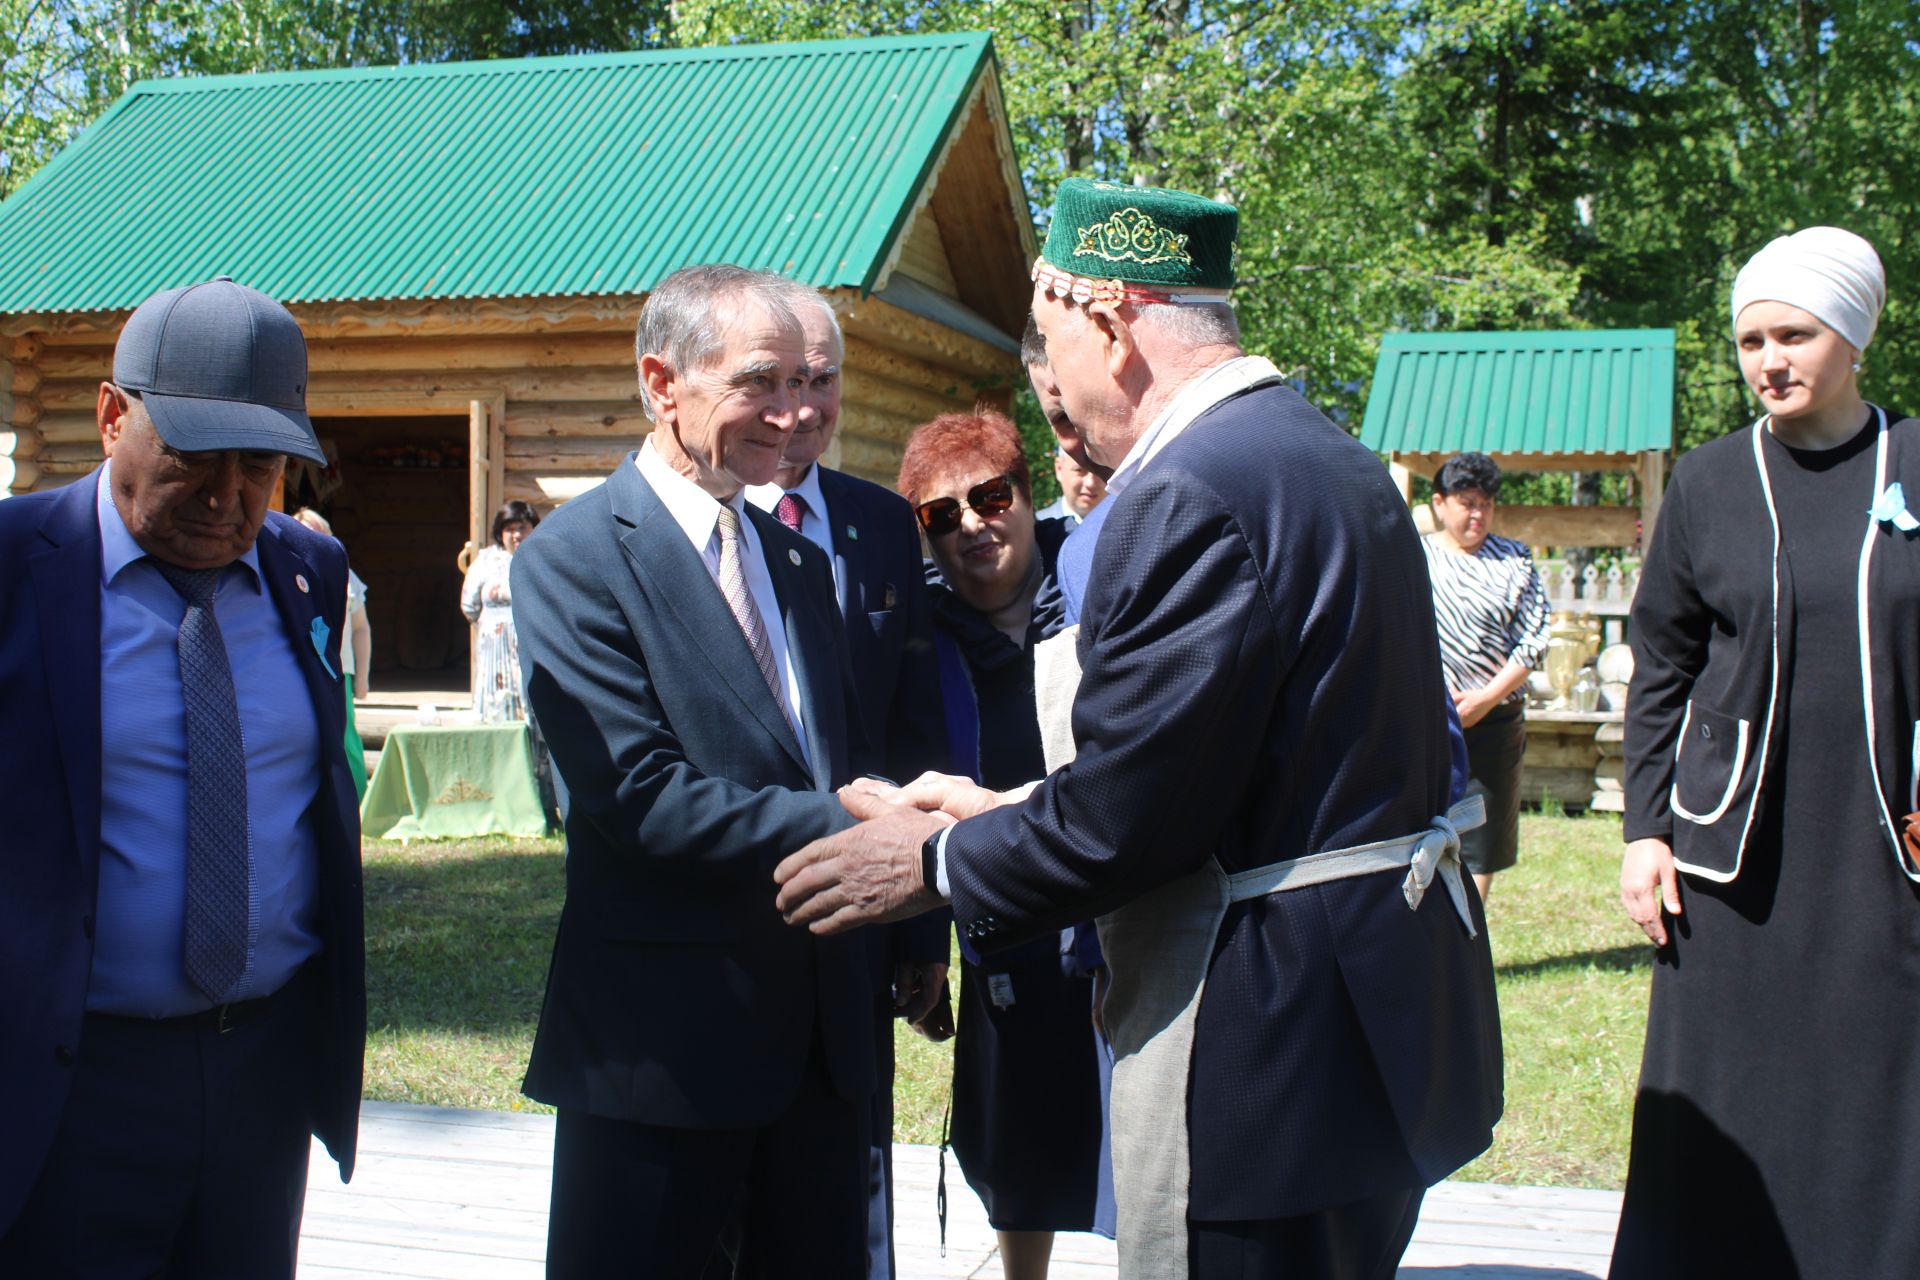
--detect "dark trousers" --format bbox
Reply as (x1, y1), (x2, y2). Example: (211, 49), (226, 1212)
(866, 1095), (896, 1280)
(0, 977), (320, 1279)
(547, 1037), (870, 1280)
(1189, 1186), (1425, 1280)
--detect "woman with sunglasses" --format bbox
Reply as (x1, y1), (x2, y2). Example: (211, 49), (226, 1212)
(898, 410), (1114, 1278)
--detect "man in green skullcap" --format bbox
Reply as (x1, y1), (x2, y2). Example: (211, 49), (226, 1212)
(776, 178), (1504, 1278)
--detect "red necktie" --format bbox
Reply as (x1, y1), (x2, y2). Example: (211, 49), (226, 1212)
(774, 492), (808, 532)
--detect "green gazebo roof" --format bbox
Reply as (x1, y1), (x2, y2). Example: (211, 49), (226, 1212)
(0, 33), (1005, 315)
(1360, 329), (1676, 457)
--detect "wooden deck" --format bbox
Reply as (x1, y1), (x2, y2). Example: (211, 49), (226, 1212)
(300, 1103), (1619, 1278)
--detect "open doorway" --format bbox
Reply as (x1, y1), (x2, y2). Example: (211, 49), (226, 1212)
(288, 415), (471, 703)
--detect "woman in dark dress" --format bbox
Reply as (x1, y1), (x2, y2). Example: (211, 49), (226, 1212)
(1616, 227), (1920, 1278)
(897, 410), (1115, 1279)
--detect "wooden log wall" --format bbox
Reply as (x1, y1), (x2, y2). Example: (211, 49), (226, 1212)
(2, 292), (1022, 504)
(2, 336), (47, 494)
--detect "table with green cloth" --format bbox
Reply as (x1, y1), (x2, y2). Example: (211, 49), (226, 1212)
(360, 722), (549, 841)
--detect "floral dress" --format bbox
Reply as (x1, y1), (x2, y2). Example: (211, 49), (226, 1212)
(460, 545), (525, 722)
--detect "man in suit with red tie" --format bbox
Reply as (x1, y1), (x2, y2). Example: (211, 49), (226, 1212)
(511, 265), (877, 1277)
(745, 284), (950, 1279)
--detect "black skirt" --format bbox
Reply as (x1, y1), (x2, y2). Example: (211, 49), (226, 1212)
(950, 935), (1115, 1234)
(1459, 701), (1525, 875)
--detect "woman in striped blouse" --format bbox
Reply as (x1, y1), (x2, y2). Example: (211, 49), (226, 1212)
(1424, 452), (1551, 902)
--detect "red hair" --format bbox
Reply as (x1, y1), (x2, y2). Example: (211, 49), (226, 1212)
(897, 410), (1030, 505)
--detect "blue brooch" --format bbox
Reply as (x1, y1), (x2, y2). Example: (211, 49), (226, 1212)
(1869, 482), (1919, 533)
(310, 617), (338, 678)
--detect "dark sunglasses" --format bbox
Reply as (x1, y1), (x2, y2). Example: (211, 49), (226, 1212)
(914, 474), (1016, 537)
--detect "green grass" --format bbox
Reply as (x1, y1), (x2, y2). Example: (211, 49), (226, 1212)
(361, 811), (1651, 1187)
(1455, 812), (1649, 1189)
(361, 837), (563, 1114)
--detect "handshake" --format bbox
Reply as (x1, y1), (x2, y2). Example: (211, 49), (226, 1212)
(773, 772), (1026, 1043)
(773, 771), (1029, 935)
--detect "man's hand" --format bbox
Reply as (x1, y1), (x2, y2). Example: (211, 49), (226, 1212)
(910, 979), (955, 1042)
(892, 771), (1014, 820)
(893, 960), (949, 1025)
(775, 806), (949, 934)
(1621, 836), (1682, 946)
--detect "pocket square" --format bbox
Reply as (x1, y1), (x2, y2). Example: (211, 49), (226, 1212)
(1870, 482), (1919, 532)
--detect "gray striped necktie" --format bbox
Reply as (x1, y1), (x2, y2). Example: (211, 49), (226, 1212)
(714, 505), (788, 713)
(152, 561), (251, 1003)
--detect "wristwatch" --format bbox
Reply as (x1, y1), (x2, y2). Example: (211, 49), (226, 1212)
(920, 829), (941, 895)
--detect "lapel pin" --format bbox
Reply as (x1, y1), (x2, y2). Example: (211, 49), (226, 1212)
(788, 548), (803, 566)
(847, 525), (859, 541)
(294, 573), (310, 594)
(309, 617), (337, 678)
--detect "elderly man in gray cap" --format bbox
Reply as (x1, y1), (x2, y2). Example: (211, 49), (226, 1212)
(0, 278), (366, 1277)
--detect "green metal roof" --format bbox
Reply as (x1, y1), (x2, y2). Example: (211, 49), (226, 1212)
(1360, 329), (1675, 456)
(0, 33), (1002, 315)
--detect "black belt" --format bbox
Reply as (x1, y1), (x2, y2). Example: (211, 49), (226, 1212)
(88, 987), (282, 1036)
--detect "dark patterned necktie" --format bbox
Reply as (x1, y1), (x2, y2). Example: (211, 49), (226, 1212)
(152, 561), (251, 1003)
(774, 492), (808, 532)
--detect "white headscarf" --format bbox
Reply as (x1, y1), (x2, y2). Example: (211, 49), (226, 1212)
(1731, 226), (1886, 351)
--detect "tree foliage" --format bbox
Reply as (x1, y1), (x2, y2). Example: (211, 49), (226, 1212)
(4, 0), (1917, 457)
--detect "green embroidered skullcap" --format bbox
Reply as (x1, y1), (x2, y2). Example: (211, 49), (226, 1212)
(1041, 178), (1238, 293)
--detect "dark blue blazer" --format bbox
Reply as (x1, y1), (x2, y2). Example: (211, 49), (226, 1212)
(814, 466), (949, 969)
(943, 383), (1503, 1221)
(513, 456), (874, 1128)
(0, 471), (367, 1234)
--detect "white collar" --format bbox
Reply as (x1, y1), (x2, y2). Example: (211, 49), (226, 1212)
(1104, 355), (1284, 498)
(745, 460), (830, 522)
(635, 437), (749, 553)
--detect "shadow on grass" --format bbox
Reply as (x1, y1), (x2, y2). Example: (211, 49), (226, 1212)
(1496, 944), (1651, 982)
(363, 841), (565, 1035)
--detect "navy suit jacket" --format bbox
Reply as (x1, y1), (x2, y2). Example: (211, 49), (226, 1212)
(943, 383), (1503, 1221)
(814, 466), (949, 969)
(0, 471), (367, 1234)
(513, 456), (874, 1128)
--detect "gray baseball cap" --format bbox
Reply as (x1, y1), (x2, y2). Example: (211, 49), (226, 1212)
(112, 276), (325, 464)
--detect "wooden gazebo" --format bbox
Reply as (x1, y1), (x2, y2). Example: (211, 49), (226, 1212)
(1361, 329), (1675, 552)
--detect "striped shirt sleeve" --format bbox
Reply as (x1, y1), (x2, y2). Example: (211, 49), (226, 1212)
(1424, 533), (1549, 703)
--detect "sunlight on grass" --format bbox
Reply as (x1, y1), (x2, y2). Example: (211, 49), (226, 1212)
(362, 813), (1651, 1188)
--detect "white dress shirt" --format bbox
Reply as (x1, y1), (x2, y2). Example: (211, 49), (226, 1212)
(746, 464), (841, 598)
(635, 439), (811, 767)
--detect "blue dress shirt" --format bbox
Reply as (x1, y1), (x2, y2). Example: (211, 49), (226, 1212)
(88, 463), (323, 1017)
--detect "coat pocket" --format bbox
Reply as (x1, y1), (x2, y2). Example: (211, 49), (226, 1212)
(1670, 701), (1752, 826)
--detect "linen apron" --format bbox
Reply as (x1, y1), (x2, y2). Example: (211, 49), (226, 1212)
(1030, 626), (1481, 1278)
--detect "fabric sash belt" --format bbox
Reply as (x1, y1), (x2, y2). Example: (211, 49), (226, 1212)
(1226, 793), (1485, 935)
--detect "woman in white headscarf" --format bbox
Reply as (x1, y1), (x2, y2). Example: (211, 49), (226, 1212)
(1612, 227), (1920, 1278)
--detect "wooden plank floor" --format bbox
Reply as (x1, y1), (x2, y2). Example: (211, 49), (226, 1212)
(299, 1102), (1620, 1279)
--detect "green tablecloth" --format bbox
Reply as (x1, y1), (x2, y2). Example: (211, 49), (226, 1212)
(360, 722), (549, 841)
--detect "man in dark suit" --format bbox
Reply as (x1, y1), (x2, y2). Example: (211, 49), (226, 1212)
(0, 278), (366, 1277)
(745, 285), (950, 1279)
(776, 182), (1503, 1278)
(512, 264), (876, 1278)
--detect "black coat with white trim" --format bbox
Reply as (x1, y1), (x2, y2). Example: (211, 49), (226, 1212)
(1626, 407), (1920, 883)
